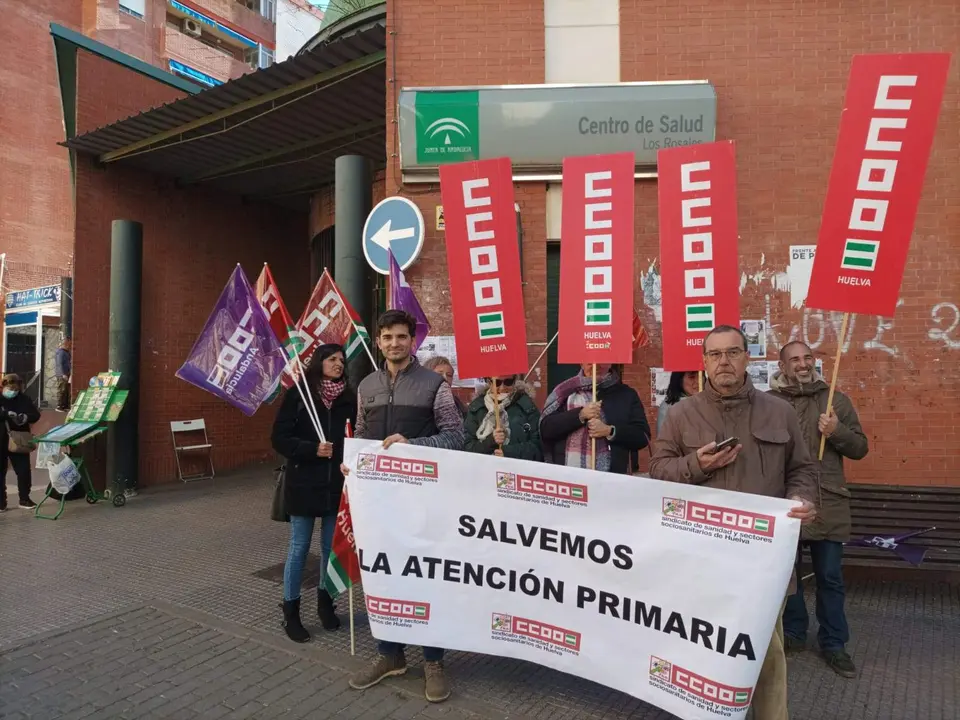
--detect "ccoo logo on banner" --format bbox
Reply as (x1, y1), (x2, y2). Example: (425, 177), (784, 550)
(657, 141), (741, 371)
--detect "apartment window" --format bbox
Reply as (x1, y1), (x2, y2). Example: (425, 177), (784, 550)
(119, 0), (145, 19)
(260, 0), (276, 22)
(259, 46), (275, 69)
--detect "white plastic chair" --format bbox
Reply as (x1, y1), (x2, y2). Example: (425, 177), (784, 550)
(170, 419), (215, 482)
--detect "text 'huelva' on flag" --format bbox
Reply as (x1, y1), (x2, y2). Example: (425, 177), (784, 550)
(558, 152), (636, 365)
(657, 141), (741, 371)
(806, 53), (951, 317)
(439, 157), (528, 380)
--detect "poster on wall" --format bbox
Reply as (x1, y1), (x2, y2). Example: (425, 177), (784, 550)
(740, 320), (767, 359)
(650, 368), (672, 408)
(416, 335), (475, 389)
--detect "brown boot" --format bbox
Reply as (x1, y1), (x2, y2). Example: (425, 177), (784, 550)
(348, 651), (407, 690)
(424, 661), (450, 703)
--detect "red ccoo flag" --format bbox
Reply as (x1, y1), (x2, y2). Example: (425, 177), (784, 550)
(324, 418), (360, 597)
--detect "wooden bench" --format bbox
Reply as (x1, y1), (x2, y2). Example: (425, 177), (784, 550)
(842, 484), (960, 574)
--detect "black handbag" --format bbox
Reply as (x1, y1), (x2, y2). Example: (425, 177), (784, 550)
(271, 465), (290, 523)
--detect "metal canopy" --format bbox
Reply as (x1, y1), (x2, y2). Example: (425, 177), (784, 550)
(65, 20), (387, 208)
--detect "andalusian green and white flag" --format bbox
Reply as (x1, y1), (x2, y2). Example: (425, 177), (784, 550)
(477, 311), (506, 339)
(585, 299), (612, 325)
(685, 303), (715, 331)
(840, 239), (879, 271)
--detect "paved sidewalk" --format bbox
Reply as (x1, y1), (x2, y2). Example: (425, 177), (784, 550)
(0, 467), (957, 719)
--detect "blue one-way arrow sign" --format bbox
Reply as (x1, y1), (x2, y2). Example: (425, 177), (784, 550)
(362, 196), (425, 275)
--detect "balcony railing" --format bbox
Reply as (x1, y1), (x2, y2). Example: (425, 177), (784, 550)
(164, 25), (253, 83)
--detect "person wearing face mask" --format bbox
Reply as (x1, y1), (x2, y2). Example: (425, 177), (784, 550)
(1, 374), (42, 511)
(539, 363), (650, 474)
(768, 341), (868, 679)
(463, 375), (542, 460)
(271, 344), (357, 643)
(656, 371), (700, 435)
(423, 355), (467, 420)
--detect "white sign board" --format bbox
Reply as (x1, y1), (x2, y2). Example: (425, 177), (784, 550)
(345, 440), (800, 719)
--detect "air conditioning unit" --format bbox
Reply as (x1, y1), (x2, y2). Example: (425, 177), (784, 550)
(182, 18), (202, 38)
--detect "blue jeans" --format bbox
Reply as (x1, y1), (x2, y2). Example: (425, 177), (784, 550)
(783, 540), (850, 652)
(378, 640), (445, 663)
(283, 515), (336, 602)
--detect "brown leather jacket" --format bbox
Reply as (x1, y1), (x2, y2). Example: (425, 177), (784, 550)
(650, 376), (818, 504)
(767, 372), (868, 542)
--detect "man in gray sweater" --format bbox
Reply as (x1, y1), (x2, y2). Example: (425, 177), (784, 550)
(346, 309), (464, 703)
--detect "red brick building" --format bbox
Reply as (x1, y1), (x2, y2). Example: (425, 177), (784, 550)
(53, 0), (960, 488)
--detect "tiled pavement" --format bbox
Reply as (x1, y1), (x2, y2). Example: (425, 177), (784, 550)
(1, 466), (958, 719)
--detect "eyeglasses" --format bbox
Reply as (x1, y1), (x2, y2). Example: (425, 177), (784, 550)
(491, 377), (516, 387)
(704, 348), (745, 362)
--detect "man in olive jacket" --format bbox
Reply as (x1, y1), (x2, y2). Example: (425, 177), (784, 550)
(769, 341), (868, 679)
(650, 326), (818, 720)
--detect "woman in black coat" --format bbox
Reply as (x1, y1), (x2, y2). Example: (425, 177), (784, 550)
(539, 363), (650, 475)
(1, 374), (42, 510)
(271, 343), (356, 643)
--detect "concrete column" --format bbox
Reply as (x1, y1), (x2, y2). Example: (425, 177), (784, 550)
(334, 155), (373, 383)
(107, 219), (142, 494)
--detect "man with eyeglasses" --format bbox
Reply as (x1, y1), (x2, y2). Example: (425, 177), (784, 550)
(650, 324), (818, 720)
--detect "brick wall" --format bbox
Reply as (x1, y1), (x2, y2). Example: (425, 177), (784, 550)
(619, 1), (960, 486)
(384, 0), (550, 406)
(74, 53), (310, 486)
(0, 0), (78, 284)
(384, 0), (959, 486)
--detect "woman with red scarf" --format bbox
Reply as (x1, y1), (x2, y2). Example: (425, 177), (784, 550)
(272, 343), (356, 643)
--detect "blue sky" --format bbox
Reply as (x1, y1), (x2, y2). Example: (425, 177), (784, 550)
(308, 0), (328, 7)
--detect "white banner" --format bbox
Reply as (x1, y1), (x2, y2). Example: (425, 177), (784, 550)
(344, 439), (800, 720)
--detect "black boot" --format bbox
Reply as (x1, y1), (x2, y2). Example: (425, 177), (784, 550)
(317, 589), (341, 631)
(281, 598), (310, 643)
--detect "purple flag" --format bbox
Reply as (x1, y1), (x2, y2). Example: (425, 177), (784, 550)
(176, 265), (288, 417)
(845, 527), (936, 566)
(389, 250), (430, 352)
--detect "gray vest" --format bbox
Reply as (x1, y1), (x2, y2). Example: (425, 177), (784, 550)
(357, 360), (443, 441)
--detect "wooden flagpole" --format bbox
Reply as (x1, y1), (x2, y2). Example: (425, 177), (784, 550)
(698, 370), (704, 393)
(819, 312), (850, 460)
(523, 332), (559, 382)
(590, 364), (598, 470)
(348, 585), (356, 655)
(493, 382), (502, 453)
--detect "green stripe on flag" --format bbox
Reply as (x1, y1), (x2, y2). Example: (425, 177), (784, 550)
(735, 692), (749, 703)
(323, 555), (353, 597)
(841, 239), (879, 271)
(685, 303), (715, 331)
(478, 311), (505, 339)
(754, 518), (769, 532)
(414, 606), (427, 617)
(564, 634), (577, 646)
(571, 487), (584, 498)
(585, 299), (612, 325)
